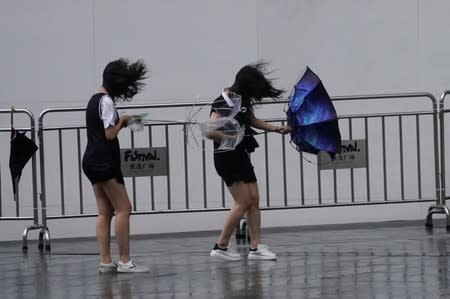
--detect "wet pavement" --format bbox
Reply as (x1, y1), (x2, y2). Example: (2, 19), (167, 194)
(1, 220), (450, 299)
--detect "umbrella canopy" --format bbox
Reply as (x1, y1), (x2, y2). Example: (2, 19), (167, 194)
(199, 117), (244, 151)
(286, 67), (341, 158)
(9, 129), (38, 195)
(199, 92), (245, 152)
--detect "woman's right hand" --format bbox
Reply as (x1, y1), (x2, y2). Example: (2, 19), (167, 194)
(119, 114), (133, 128)
(105, 114), (133, 140)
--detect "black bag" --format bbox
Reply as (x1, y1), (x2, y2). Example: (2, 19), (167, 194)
(240, 128), (259, 153)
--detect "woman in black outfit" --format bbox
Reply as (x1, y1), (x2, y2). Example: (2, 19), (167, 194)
(82, 58), (149, 273)
(209, 62), (290, 261)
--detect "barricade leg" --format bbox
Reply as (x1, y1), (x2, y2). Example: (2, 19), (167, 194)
(235, 218), (250, 243)
(22, 224), (48, 252)
(38, 227), (51, 252)
(425, 204), (450, 230)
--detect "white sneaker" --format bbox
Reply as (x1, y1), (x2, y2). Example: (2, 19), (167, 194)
(210, 243), (241, 261)
(117, 260), (150, 273)
(248, 244), (277, 260)
(98, 262), (117, 273)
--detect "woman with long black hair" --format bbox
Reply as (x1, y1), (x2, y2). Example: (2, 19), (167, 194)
(82, 58), (149, 273)
(209, 62), (290, 261)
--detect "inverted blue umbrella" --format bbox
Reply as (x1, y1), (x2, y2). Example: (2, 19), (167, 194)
(286, 67), (341, 159)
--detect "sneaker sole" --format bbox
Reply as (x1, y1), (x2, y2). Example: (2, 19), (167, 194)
(98, 269), (117, 274)
(117, 269), (150, 273)
(248, 255), (277, 261)
(210, 250), (241, 261)
(98, 265), (118, 273)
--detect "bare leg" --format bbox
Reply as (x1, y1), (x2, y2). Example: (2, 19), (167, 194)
(93, 184), (114, 264)
(217, 182), (254, 248)
(102, 179), (132, 263)
(216, 203), (248, 247)
(244, 183), (261, 248)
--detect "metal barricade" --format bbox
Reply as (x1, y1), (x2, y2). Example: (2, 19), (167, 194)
(331, 93), (439, 205)
(38, 93), (440, 250)
(0, 108), (45, 251)
(427, 90), (450, 229)
(256, 93), (439, 210)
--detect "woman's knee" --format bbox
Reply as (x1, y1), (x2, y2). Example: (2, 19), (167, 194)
(98, 210), (114, 220)
(236, 196), (258, 210)
(116, 200), (132, 215)
(248, 192), (260, 207)
(234, 200), (251, 211)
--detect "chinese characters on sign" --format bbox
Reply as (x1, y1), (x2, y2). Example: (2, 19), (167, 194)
(120, 147), (168, 177)
(318, 139), (367, 170)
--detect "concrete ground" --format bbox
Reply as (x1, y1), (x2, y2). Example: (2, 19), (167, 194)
(1, 220), (450, 299)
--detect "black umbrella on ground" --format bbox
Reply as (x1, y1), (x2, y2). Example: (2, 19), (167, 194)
(9, 128), (38, 196)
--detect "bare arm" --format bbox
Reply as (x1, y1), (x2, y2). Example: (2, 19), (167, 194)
(248, 112), (290, 134)
(104, 114), (132, 140)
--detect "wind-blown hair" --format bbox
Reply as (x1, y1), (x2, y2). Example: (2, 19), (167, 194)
(102, 58), (147, 101)
(230, 61), (284, 110)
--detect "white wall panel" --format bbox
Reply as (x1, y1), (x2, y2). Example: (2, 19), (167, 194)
(0, 0), (95, 111)
(93, 0), (258, 103)
(256, 0), (370, 96)
(366, 0), (419, 94)
(0, 1), (449, 240)
(418, 0), (450, 95)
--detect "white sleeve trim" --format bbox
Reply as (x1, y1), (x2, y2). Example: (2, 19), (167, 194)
(221, 90), (234, 107)
(99, 95), (117, 128)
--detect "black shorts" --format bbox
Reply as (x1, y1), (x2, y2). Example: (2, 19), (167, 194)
(82, 160), (125, 185)
(213, 149), (257, 187)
